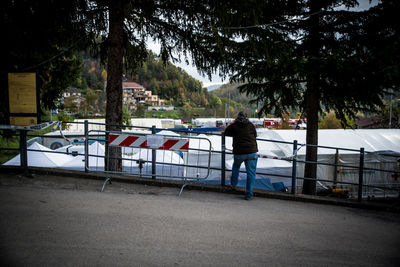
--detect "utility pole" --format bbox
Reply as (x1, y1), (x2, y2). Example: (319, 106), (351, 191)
(224, 103), (227, 125)
(389, 89), (393, 128)
(228, 93), (230, 121)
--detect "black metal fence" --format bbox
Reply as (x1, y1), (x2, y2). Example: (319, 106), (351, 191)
(1, 120), (399, 201)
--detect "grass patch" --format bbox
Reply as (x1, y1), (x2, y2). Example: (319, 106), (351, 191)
(0, 131), (19, 164)
(143, 110), (181, 119)
(0, 125), (56, 164)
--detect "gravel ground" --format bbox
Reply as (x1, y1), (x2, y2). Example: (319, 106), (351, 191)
(0, 172), (399, 266)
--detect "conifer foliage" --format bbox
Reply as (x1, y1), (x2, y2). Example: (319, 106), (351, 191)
(197, 0), (400, 194)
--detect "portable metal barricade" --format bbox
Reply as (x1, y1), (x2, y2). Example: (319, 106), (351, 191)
(86, 130), (212, 195)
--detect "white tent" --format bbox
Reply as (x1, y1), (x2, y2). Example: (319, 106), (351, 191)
(191, 118), (237, 127)
(225, 156), (292, 187)
(61, 141), (106, 171)
(156, 130), (180, 136)
(183, 129), (400, 192)
(256, 129), (400, 191)
(183, 134), (233, 180)
(60, 141), (184, 178)
(6, 128), (398, 194)
(183, 133), (292, 190)
(123, 148), (184, 178)
(3, 142), (73, 168)
(66, 118), (165, 131)
(55, 144), (85, 155)
(123, 130), (184, 178)
(257, 129), (400, 156)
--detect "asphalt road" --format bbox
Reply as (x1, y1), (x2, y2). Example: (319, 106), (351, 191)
(0, 173), (399, 266)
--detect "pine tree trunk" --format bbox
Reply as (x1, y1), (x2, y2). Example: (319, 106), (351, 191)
(303, 81), (319, 195)
(105, 1), (124, 171)
(302, 0), (321, 195)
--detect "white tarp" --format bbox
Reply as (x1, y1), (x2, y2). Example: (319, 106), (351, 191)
(185, 129), (399, 191)
(67, 119), (164, 131)
(256, 129), (400, 190)
(4, 128), (399, 192)
(183, 134), (233, 180)
(61, 141), (105, 170)
(123, 148), (185, 178)
(3, 142), (73, 168)
(156, 130), (180, 136)
(184, 134), (292, 185)
(257, 129), (400, 155)
(191, 117), (267, 127)
(225, 156), (293, 186)
(59, 141), (184, 178)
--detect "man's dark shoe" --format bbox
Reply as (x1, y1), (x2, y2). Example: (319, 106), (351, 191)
(228, 184), (237, 191)
(244, 196), (252, 200)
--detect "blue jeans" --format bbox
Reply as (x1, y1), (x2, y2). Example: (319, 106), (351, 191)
(231, 153), (258, 198)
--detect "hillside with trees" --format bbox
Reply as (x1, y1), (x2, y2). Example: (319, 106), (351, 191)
(129, 52), (208, 108)
(209, 82), (258, 117)
(63, 52), (264, 119)
(61, 51), (212, 117)
(71, 52), (107, 92)
(212, 83), (246, 105)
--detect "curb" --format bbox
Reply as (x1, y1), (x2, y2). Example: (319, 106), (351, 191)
(1, 166), (399, 213)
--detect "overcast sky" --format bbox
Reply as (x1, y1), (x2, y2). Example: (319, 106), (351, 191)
(146, 0), (379, 88)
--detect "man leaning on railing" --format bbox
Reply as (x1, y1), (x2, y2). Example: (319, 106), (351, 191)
(224, 111), (258, 200)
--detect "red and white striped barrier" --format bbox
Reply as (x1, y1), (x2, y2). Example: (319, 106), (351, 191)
(108, 134), (189, 151)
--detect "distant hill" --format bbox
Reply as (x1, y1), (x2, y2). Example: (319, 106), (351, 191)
(128, 51), (208, 107)
(211, 82), (255, 106)
(207, 84), (223, 91)
(72, 51), (209, 108)
(210, 82), (259, 116)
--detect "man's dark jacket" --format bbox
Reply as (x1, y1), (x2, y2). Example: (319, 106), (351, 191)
(225, 121), (258, 155)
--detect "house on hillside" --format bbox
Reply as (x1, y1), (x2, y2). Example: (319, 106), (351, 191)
(63, 87), (82, 99)
(123, 82), (165, 111)
(62, 87), (82, 109)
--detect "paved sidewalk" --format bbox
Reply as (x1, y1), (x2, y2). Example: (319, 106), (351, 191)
(0, 172), (400, 266)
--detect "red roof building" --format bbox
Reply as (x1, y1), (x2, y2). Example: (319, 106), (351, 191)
(122, 82), (144, 89)
(122, 82), (164, 111)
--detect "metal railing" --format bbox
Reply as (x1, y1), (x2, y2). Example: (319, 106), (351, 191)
(1, 120), (399, 201)
(82, 127), (212, 194)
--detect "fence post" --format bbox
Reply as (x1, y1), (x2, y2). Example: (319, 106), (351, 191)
(333, 148), (339, 189)
(19, 129), (30, 176)
(84, 120), (89, 172)
(358, 147), (365, 202)
(152, 125), (156, 179)
(291, 140), (298, 195)
(221, 131), (226, 186)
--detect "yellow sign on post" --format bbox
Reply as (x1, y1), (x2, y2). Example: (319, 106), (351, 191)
(9, 116), (38, 126)
(8, 73), (38, 126)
